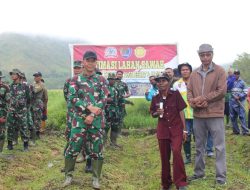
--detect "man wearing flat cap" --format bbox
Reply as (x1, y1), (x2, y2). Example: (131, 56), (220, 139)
(32, 71), (48, 140)
(6, 69), (31, 151)
(229, 70), (249, 135)
(0, 71), (10, 153)
(63, 51), (109, 189)
(187, 44), (227, 185)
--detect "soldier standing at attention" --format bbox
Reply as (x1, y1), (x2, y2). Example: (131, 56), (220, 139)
(6, 69), (30, 151)
(104, 73), (120, 147)
(32, 72), (48, 140)
(0, 71), (10, 153)
(63, 51), (109, 189)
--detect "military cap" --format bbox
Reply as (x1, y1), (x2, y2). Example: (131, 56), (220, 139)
(9, 68), (22, 76)
(234, 70), (240, 75)
(107, 73), (116, 80)
(155, 73), (170, 82)
(73, 60), (82, 68)
(0, 71), (5, 78)
(83, 51), (97, 60)
(19, 72), (26, 78)
(33, 71), (42, 77)
(197, 44), (213, 54)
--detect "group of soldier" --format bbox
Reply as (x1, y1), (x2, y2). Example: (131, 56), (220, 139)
(62, 51), (131, 189)
(0, 69), (48, 154)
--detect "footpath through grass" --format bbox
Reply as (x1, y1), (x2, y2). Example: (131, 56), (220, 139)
(0, 129), (250, 190)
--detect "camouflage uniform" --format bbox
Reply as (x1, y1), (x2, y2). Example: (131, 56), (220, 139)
(115, 79), (129, 128)
(32, 76), (48, 137)
(0, 71), (10, 152)
(104, 73), (121, 146)
(7, 69), (31, 149)
(63, 71), (108, 182)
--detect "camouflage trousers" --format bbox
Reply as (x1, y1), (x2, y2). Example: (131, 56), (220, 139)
(64, 118), (104, 160)
(33, 108), (42, 132)
(6, 112), (29, 142)
(27, 110), (34, 130)
(105, 110), (121, 133)
(0, 122), (5, 141)
(64, 111), (73, 141)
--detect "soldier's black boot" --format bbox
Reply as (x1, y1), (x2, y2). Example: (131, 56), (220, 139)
(7, 140), (13, 150)
(23, 141), (29, 152)
(85, 158), (92, 173)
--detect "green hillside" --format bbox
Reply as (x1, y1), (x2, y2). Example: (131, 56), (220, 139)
(0, 33), (86, 89)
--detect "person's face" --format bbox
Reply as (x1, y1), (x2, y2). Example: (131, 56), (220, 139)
(34, 75), (42, 82)
(181, 66), (191, 79)
(11, 73), (19, 81)
(234, 73), (240, 80)
(149, 77), (156, 85)
(73, 67), (82, 75)
(156, 78), (169, 91)
(165, 69), (174, 78)
(228, 71), (233, 76)
(116, 72), (123, 79)
(199, 51), (213, 66)
(83, 58), (97, 72)
(108, 79), (115, 86)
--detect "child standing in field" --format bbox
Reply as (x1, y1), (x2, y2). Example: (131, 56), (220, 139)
(150, 73), (188, 190)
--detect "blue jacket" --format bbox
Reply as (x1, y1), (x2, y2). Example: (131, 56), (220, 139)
(145, 85), (158, 101)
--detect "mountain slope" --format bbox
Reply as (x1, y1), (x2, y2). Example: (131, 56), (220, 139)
(0, 33), (86, 88)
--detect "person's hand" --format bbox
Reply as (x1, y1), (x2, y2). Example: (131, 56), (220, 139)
(87, 105), (102, 115)
(183, 132), (187, 142)
(145, 89), (149, 95)
(84, 115), (94, 125)
(0, 117), (6, 123)
(196, 100), (208, 108)
(156, 108), (164, 116)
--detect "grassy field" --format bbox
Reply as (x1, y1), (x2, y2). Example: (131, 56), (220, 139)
(0, 90), (250, 190)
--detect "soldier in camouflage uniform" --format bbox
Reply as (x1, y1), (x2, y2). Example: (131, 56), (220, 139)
(115, 70), (131, 134)
(0, 71), (10, 153)
(104, 73), (121, 147)
(63, 51), (109, 189)
(6, 69), (31, 151)
(62, 61), (91, 171)
(32, 72), (48, 140)
(20, 72), (35, 146)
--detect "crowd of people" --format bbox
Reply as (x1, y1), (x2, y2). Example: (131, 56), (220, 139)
(1, 44), (249, 190)
(147, 44), (250, 190)
(0, 69), (48, 153)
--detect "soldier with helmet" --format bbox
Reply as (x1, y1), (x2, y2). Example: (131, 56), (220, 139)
(6, 69), (31, 151)
(0, 71), (10, 153)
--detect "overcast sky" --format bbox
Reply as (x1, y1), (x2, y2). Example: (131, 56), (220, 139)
(0, 0), (249, 67)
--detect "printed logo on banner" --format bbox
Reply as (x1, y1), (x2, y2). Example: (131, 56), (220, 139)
(134, 47), (146, 58)
(120, 47), (132, 59)
(104, 47), (118, 58)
